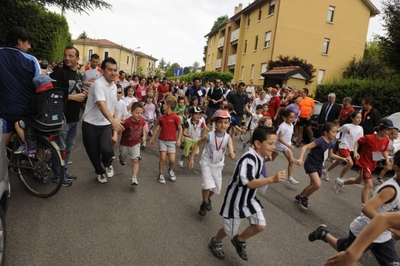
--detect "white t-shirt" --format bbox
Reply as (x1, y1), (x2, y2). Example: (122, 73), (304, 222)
(124, 96), (138, 118)
(82, 76), (117, 126)
(82, 67), (102, 89)
(275, 122), (294, 151)
(116, 99), (128, 121)
(250, 113), (263, 130)
(250, 97), (269, 113)
(246, 86), (254, 96)
(338, 123), (364, 151)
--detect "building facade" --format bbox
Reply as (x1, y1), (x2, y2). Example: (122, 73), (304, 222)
(204, 0), (379, 92)
(73, 38), (157, 76)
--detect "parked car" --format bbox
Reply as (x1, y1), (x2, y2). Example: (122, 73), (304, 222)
(311, 103), (362, 138)
(0, 120), (11, 266)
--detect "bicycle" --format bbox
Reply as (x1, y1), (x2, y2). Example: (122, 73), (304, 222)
(7, 129), (65, 198)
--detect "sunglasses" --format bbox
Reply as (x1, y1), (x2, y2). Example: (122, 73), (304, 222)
(117, 91), (123, 94)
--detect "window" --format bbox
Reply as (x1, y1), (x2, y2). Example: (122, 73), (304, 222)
(240, 66), (244, 80)
(322, 38), (330, 54)
(258, 8), (262, 20)
(317, 70), (325, 85)
(251, 64), (255, 79)
(260, 63), (267, 78)
(327, 6), (335, 22)
(254, 36), (258, 50)
(88, 49), (93, 59)
(269, 0), (275, 15)
(244, 40), (247, 53)
(264, 31), (271, 48)
(247, 14), (250, 26)
(104, 51), (109, 59)
(127, 55), (130, 64)
(207, 55), (210, 64)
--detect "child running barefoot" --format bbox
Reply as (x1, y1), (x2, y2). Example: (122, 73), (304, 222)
(119, 102), (147, 185)
(376, 127), (398, 184)
(178, 107), (208, 168)
(271, 109), (299, 184)
(208, 126), (285, 260)
(149, 98), (183, 184)
(322, 111), (363, 181)
(295, 122), (349, 210)
(309, 151), (400, 266)
(187, 110), (234, 216)
(333, 119), (393, 205)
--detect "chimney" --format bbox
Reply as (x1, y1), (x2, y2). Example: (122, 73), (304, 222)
(234, 3), (243, 14)
(238, 3), (242, 12)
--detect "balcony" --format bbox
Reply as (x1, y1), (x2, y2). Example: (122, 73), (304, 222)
(230, 28), (239, 44)
(215, 58), (222, 69)
(218, 37), (224, 49)
(228, 54), (236, 66)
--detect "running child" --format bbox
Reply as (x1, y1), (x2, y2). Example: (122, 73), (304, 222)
(124, 85), (138, 118)
(207, 126), (285, 260)
(295, 122), (349, 210)
(119, 102), (147, 185)
(149, 98), (183, 184)
(111, 84), (128, 148)
(178, 106), (208, 168)
(333, 119), (393, 205)
(322, 111), (363, 181)
(271, 109), (299, 184)
(174, 96), (186, 125)
(376, 127), (398, 183)
(142, 92), (157, 139)
(309, 150), (400, 266)
(187, 110), (234, 216)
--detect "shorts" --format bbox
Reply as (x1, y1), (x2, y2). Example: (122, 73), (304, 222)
(232, 114), (245, 126)
(339, 148), (351, 157)
(298, 117), (311, 127)
(158, 139), (176, 154)
(359, 168), (372, 180)
(304, 160), (322, 177)
(337, 230), (399, 265)
(119, 143), (141, 161)
(274, 145), (290, 153)
(183, 138), (200, 157)
(223, 211), (266, 236)
(200, 162), (222, 194)
(1, 118), (17, 134)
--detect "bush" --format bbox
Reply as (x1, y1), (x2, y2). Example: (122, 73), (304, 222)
(316, 77), (400, 116)
(170, 71), (233, 85)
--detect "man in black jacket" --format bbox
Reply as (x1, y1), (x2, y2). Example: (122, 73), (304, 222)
(360, 97), (381, 135)
(318, 93), (341, 125)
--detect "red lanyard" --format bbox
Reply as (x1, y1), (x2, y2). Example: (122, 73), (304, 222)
(214, 131), (225, 151)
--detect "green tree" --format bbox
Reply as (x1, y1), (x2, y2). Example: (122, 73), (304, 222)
(378, 0), (400, 73)
(203, 45), (207, 65)
(158, 57), (166, 70)
(0, 0), (72, 61)
(183, 67), (192, 75)
(267, 55), (316, 83)
(32, 0), (112, 15)
(78, 31), (89, 39)
(211, 15), (229, 31)
(165, 63), (180, 77)
(193, 61), (200, 70)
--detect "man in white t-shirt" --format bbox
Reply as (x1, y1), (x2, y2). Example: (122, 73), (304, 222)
(245, 82), (255, 98)
(82, 53), (102, 90)
(82, 57), (125, 184)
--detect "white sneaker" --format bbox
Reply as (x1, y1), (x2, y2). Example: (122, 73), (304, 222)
(178, 160), (184, 168)
(131, 176), (138, 185)
(239, 135), (245, 141)
(158, 173), (166, 184)
(322, 169), (329, 181)
(333, 178), (344, 193)
(97, 174), (107, 184)
(106, 165), (114, 178)
(287, 176), (299, 185)
(168, 169), (176, 181)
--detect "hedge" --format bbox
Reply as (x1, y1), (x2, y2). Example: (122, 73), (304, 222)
(170, 71), (233, 85)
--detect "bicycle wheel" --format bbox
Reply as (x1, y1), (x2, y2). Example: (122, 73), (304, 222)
(16, 136), (64, 198)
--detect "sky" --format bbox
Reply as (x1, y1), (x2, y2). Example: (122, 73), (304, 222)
(49, 0), (384, 68)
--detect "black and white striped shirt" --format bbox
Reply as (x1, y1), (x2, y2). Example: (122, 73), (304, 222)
(220, 148), (264, 219)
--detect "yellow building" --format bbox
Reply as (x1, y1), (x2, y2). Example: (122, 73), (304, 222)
(73, 38), (157, 76)
(204, 0), (379, 93)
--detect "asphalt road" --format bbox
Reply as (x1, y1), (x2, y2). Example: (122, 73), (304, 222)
(5, 125), (398, 266)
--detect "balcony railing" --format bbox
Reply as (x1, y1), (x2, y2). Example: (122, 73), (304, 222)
(218, 37), (224, 48)
(231, 28), (239, 43)
(215, 58), (222, 68)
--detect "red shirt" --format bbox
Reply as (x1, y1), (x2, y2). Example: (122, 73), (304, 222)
(158, 83), (171, 101)
(356, 134), (389, 170)
(339, 106), (355, 124)
(157, 113), (181, 141)
(120, 118), (146, 147)
(262, 111), (271, 117)
(268, 96), (281, 117)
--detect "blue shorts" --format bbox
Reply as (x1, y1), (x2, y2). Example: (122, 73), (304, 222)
(304, 160), (322, 177)
(1, 118), (15, 134)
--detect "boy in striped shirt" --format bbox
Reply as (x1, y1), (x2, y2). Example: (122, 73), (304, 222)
(209, 126), (286, 260)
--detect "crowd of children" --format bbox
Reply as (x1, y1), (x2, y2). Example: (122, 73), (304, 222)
(105, 75), (400, 264)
